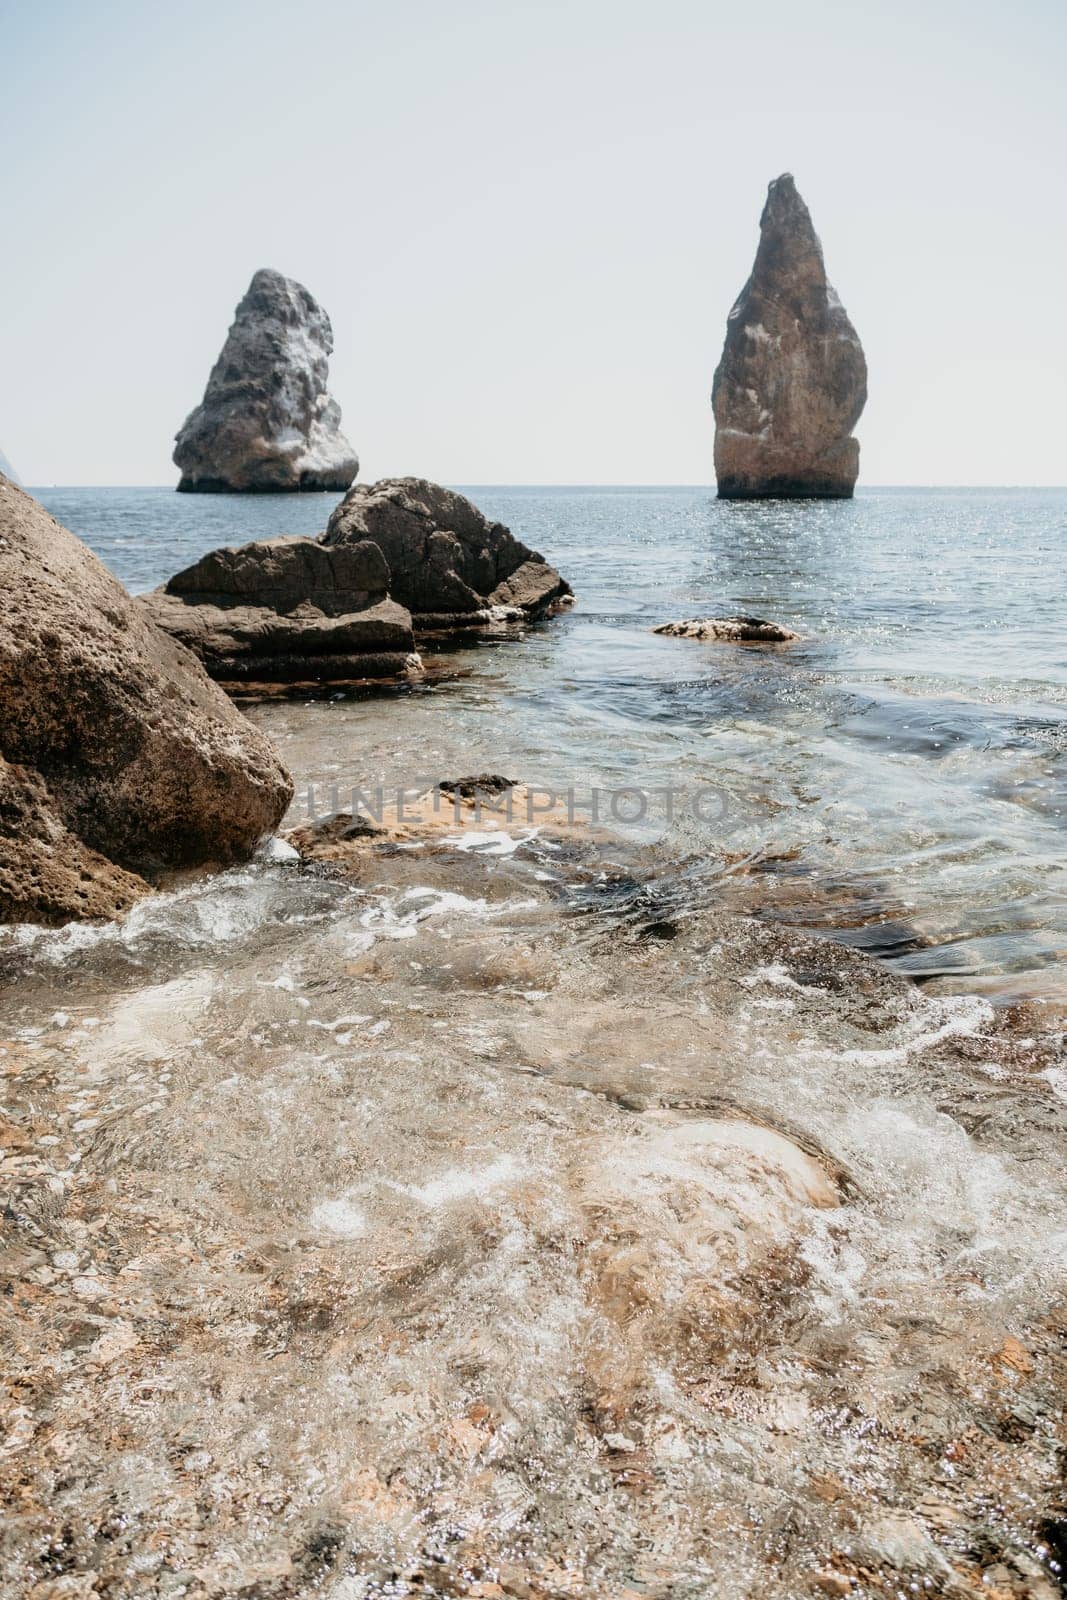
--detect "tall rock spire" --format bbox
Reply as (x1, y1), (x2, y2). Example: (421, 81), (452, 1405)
(174, 269), (359, 494)
(712, 175), (867, 499)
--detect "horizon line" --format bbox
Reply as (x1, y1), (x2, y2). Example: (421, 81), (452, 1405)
(23, 482), (1067, 493)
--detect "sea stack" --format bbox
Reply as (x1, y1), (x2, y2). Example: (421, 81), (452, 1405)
(712, 174), (867, 499)
(173, 269), (359, 493)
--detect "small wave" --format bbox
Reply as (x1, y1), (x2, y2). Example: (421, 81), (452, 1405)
(0, 862), (355, 968)
(351, 886), (539, 944)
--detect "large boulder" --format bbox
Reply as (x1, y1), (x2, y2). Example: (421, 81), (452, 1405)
(324, 477), (572, 626)
(0, 477), (293, 923)
(712, 174), (867, 499)
(173, 268), (359, 494)
(0, 757), (149, 925)
(139, 536), (420, 685)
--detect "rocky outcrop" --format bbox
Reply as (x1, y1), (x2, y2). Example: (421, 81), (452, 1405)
(143, 480), (570, 687)
(0, 476), (292, 923)
(654, 616), (800, 643)
(712, 174), (867, 499)
(139, 536), (420, 685)
(324, 478), (572, 627)
(173, 269), (359, 494)
(0, 447), (19, 485)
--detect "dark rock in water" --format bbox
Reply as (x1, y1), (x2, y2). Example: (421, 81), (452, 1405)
(0, 475), (292, 924)
(438, 774), (518, 798)
(159, 530), (392, 606)
(139, 535), (421, 686)
(654, 616), (801, 643)
(144, 481), (569, 687)
(173, 268), (359, 494)
(324, 477), (572, 625)
(712, 174), (867, 499)
(295, 810), (386, 844)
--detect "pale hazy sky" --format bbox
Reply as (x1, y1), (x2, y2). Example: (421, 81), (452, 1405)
(3, 0), (1064, 486)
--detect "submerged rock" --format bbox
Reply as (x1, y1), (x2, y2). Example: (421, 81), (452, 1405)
(0, 476), (292, 923)
(139, 535), (421, 686)
(287, 779), (588, 863)
(324, 477), (572, 626)
(654, 615), (800, 643)
(712, 174), (867, 499)
(173, 268), (359, 494)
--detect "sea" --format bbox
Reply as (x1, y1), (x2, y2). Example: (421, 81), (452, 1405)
(3, 483), (1065, 1598)
(33, 482), (1067, 1000)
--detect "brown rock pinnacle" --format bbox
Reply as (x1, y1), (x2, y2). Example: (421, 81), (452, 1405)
(712, 174), (867, 499)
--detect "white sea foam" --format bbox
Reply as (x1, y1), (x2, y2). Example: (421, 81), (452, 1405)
(402, 1155), (520, 1208)
(441, 829), (541, 856)
(257, 835), (300, 864)
(351, 888), (538, 945)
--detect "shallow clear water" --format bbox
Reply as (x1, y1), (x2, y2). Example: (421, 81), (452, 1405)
(3, 485), (1064, 1598)
(35, 484), (1067, 997)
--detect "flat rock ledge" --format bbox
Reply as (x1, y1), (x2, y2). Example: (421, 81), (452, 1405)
(654, 615), (801, 643)
(286, 777), (599, 868)
(138, 535), (423, 687)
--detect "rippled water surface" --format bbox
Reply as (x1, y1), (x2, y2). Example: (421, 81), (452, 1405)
(36, 484), (1067, 995)
(2, 485), (1064, 1599)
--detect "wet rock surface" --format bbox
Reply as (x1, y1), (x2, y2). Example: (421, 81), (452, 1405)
(712, 174), (867, 499)
(139, 536), (421, 686)
(1, 800), (1064, 1598)
(173, 268), (359, 494)
(324, 477), (572, 626)
(655, 616), (801, 643)
(0, 478), (293, 922)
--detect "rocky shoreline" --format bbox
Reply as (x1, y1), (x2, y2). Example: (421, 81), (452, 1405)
(2, 470), (1066, 1595)
(0, 159), (1061, 1591)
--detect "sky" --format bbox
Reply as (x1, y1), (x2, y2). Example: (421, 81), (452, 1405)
(2, 0), (1064, 487)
